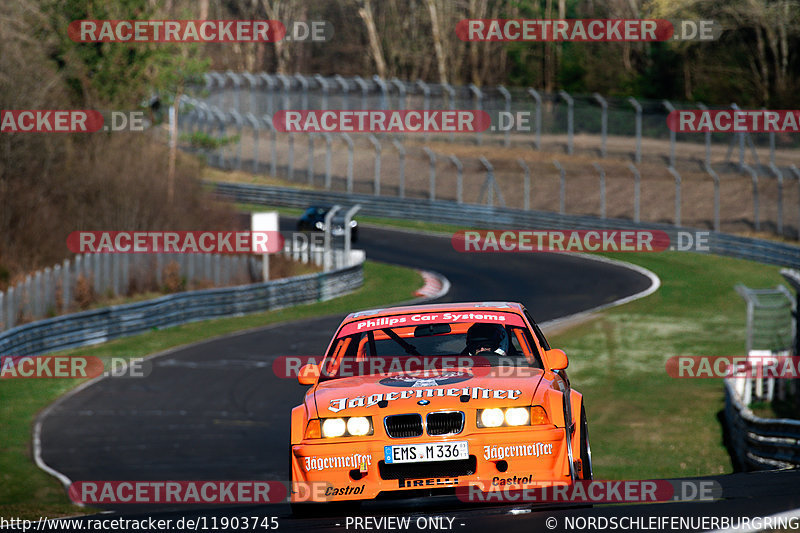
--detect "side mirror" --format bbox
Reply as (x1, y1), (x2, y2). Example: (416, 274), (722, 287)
(298, 363), (320, 385)
(545, 349), (569, 371)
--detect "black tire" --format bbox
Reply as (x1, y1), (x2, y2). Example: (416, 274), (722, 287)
(579, 405), (593, 481)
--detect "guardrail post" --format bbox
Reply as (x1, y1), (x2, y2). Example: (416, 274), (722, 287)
(790, 165), (800, 239)
(742, 164), (760, 232)
(771, 163), (785, 235)
(553, 160), (566, 214)
(368, 134), (382, 195)
(449, 154), (463, 204)
(593, 163), (606, 219)
(559, 90), (574, 155)
(469, 84), (483, 145)
(341, 133), (354, 193)
(628, 97), (642, 163)
(528, 88), (542, 150)
(307, 133), (316, 185)
(593, 93), (608, 158)
(392, 140), (406, 198)
(416, 80), (430, 143)
(344, 204), (361, 262)
(704, 164), (721, 232)
(629, 163), (641, 223)
(423, 147), (436, 201)
(518, 159), (531, 210)
(663, 100), (676, 167)
(667, 166), (682, 227)
(323, 132), (333, 189)
(498, 85), (511, 147)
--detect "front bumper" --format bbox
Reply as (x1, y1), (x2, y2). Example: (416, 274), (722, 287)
(290, 427), (571, 502)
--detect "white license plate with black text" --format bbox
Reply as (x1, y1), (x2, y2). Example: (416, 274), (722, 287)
(384, 441), (468, 464)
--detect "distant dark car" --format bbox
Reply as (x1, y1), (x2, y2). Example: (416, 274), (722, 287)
(297, 206), (359, 243)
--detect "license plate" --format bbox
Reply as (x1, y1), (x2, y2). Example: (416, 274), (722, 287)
(384, 441), (469, 464)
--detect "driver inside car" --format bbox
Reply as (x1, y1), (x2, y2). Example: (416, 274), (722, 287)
(464, 323), (509, 356)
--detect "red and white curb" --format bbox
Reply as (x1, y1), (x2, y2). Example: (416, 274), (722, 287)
(415, 270), (451, 300)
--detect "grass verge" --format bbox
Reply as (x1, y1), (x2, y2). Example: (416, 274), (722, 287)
(0, 261), (422, 520)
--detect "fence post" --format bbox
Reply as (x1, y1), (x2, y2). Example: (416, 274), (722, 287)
(629, 163), (641, 223)
(353, 76), (368, 109)
(593, 163), (606, 219)
(628, 97), (642, 163)
(344, 204), (361, 263)
(697, 102), (711, 167)
(663, 100), (676, 168)
(391, 78), (406, 110)
(769, 165), (783, 236)
(323, 206), (341, 272)
(259, 73), (276, 115)
(527, 88), (542, 150)
(468, 84), (483, 145)
(742, 164), (760, 232)
(323, 132), (333, 189)
(62, 258), (71, 313)
(0, 291), (4, 331)
(314, 74), (329, 110)
(423, 147), (436, 201)
(790, 165), (800, 239)
(6, 287), (14, 329)
(558, 90), (574, 155)
(276, 73), (291, 110)
(479, 156), (504, 207)
(553, 160), (566, 214)
(262, 115), (277, 177)
(392, 140), (406, 198)
(443, 82), (456, 143)
(368, 134), (382, 195)
(242, 72), (259, 115)
(705, 164), (721, 232)
(307, 133), (315, 185)
(667, 166), (682, 227)
(373, 75), (388, 109)
(444, 154), (463, 204)
(497, 85), (511, 147)
(341, 133), (354, 193)
(246, 113), (260, 173)
(229, 110), (245, 170)
(226, 70), (241, 112)
(209, 72), (226, 109)
(416, 80), (430, 143)
(518, 159), (531, 210)
(294, 73), (309, 110)
(593, 93), (608, 158)
(334, 74), (350, 109)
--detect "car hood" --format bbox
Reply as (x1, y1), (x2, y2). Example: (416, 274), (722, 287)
(312, 367), (544, 416)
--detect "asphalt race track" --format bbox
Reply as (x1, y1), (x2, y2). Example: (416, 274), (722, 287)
(37, 223), (800, 531)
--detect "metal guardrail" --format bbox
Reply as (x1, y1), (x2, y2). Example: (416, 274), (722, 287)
(0, 260), (363, 358)
(724, 379), (800, 470)
(213, 182), (800, 268)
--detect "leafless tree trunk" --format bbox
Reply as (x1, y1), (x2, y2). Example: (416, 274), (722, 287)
(425, 0), (448, 85)
(356, 0), (387, 78)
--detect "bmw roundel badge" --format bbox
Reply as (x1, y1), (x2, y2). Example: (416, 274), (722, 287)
(418, 399), (430, 405)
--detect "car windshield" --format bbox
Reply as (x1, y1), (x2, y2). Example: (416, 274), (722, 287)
(319, 317), (544, 380)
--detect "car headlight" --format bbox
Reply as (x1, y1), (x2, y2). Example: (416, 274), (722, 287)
(505, 407), (530, 426)
(479, 408), (505, 428)
(315, 417), (374, 438)
(314, 221), (325, 230)
(347, 416), (371, 436)
(477, 407), (547, 428)
(322, 418), (346, 438)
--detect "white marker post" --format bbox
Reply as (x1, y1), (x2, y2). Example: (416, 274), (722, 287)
(251, 211), (279, 281)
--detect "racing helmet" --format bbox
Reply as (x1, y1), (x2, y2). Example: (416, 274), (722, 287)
(466, 323), (509, 356)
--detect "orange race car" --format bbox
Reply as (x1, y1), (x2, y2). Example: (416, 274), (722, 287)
(290, 301), (592, 513)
